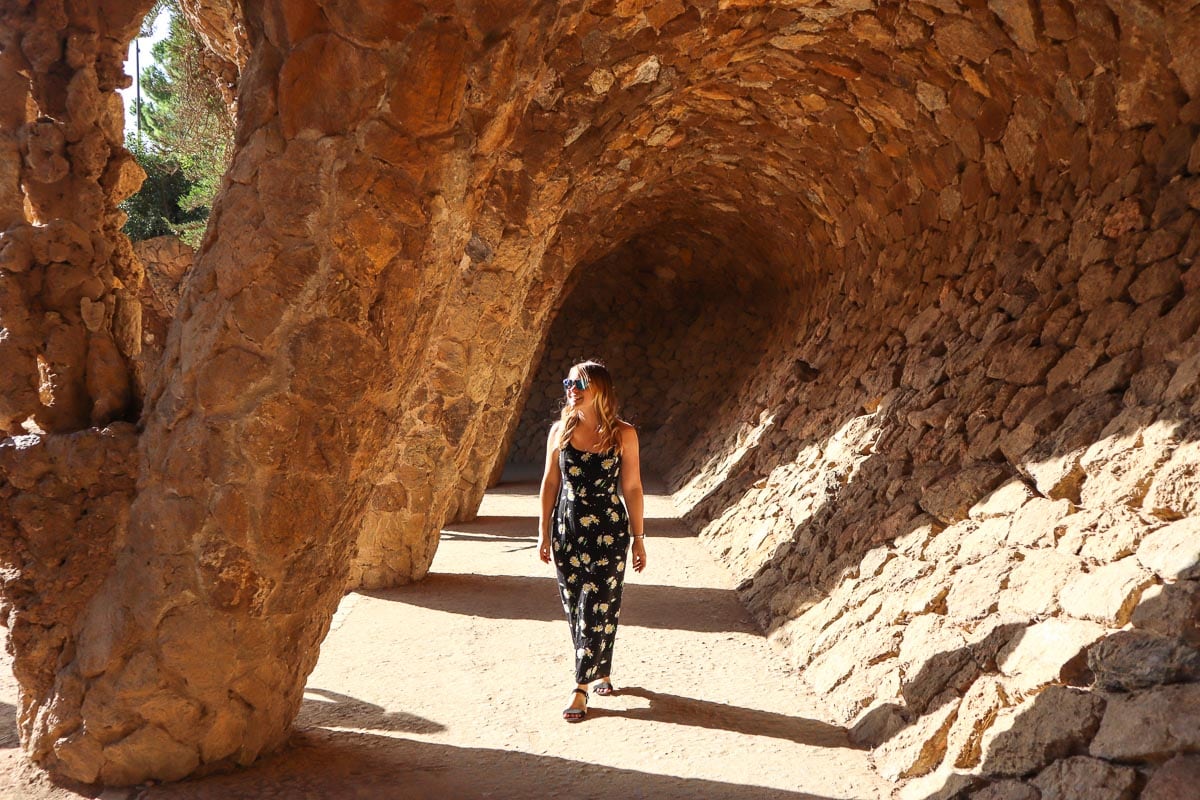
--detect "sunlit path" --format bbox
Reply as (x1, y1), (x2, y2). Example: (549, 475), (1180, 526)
(0, 472), (892, 799)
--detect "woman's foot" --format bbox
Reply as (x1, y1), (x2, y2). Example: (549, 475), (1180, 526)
(593, 678), (614, 696)
(563, 687), (588, 722)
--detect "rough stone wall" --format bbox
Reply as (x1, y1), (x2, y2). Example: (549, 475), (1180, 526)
(132, 235), (194, 397)
(176, 0), (247, 108)
(0, 0), (152, 784)
(0, 0), (147, 436)
(676, 237), (1200, 796)
(652, 6), (1200, 795)
(0, 0), (1197, 792)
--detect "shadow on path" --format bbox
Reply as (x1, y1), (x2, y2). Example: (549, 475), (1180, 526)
(365, 573), (759, 635)
(140, 727), (842, 800)
(444, 516), (538, 538)
(0, 701), (15, 749)
(298, 688), (446, 735)
(442, 514), (697, 541)
(591, 687), (859, 750)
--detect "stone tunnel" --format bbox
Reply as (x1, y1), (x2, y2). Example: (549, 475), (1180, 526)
(1, 0), (1198, 794)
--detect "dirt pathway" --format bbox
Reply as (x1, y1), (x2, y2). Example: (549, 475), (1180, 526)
(1, 473), (893, 799)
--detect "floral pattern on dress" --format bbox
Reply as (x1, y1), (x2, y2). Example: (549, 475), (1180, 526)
(551, 439), (631, 683)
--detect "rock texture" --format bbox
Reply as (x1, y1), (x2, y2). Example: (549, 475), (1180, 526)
(132, 235), (193, 395)
(0, 0), (146, 437)
(0, 0), (1198, 791)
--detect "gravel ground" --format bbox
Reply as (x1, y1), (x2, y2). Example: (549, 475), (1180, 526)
(0, 472), (893, 800)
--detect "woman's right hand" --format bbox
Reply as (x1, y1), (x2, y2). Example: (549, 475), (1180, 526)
(538, 534), (551, 564)
(631, 536), (646, 572)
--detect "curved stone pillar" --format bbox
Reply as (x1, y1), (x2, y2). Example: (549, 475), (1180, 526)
(0, 0), (145, 436)
(4, 0), (489, 784)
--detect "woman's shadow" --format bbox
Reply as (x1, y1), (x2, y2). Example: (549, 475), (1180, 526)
(587, 687), (859, 750)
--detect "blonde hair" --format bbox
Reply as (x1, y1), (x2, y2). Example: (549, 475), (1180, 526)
(557, 361), (624, 455)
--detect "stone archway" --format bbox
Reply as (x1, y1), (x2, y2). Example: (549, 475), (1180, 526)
(508, 222), (793, 483)
(1, 0), (1198, 790)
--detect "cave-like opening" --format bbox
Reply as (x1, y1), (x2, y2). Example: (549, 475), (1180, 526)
(506, 207), (802, 491)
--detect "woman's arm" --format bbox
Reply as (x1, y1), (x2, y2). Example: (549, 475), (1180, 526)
(619, 424), (647, 572)
(538, 423), (562, 564)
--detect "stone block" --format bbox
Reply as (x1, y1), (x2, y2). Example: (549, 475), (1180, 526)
(946, 551), (1020, 620)
(898, 768), (978, 800)
(1022, 450), (1089, 501)
(969, 780), (1039, 800)
(825, 659), (903, 727)
(1130, 581), (1200, 643)
(1030, 756), (1137, 800)
(1141, 754), (1200, 800)
(1081, 352), (1140, 396)
(850, 701), (910, 748)
(920, 464), (1011, 525)
(958, 517), (1015, 564)
(804, 618), (902, 695)
(987, 339), (1060, 385)
(1087, 630), (1200, 691)
(946, 676), (1012, 769)
(1164, 354), (1200, 403)
(988, 0), (1037, 52)
(874, 696), (961, 781)
(1007, 497), (1074, 548)
(1108, 298), (1172, 356)
(278, 34), (386, 138)
(1129, 261), (1183, 304)
(1015, 396), (1121, 502)
(1090, 683), (1200, 761)
(98, 723), (202, 785)
(898, 560), (956, 618)
(969, 479), (1036, 521)
(1055, 506), (1148, 559)
(1136, 517), (1200, 580)
(978, 686), (1104, 778)
(1143, 446), (1200, 522)
(1079, 415), (1184, 510)
(999, 549), (1083, 617)
(385, 21), (467, 137)
(998, 618), (1106, 694)
(1058, 556), (1156, 626)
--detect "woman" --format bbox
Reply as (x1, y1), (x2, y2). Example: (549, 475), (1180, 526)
(538, 360), (646, 722)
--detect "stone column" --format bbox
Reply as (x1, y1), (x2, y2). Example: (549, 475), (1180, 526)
(0, 0), (145, 436)
(3, 0), (491, 784)
(0, 0), (151, 783)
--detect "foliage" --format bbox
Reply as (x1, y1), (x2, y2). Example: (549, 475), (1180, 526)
(120, 138), (209, 242)
(121, 1), (234, 248)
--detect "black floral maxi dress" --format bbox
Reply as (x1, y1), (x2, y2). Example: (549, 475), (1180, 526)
(551, 442), (631, 684)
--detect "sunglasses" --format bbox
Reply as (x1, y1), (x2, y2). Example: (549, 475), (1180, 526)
(563, 376), (590, 391)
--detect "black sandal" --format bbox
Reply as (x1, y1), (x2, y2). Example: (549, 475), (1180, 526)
(593, 680), (614, 696)
(563, 688), (588, 722)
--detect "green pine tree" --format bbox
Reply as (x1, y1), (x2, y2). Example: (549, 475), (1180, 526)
(121, 0), (234, 248)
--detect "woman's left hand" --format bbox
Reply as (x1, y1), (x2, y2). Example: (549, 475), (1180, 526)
(631, 537), (647, 573)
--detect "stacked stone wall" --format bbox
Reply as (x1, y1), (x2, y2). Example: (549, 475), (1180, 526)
(671, 219), (1200, 794)
(657, 41), (1200, 800)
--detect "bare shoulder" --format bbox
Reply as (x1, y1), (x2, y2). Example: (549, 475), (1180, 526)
(617, 421), (639, 445)
(548, 421), (563, 442)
